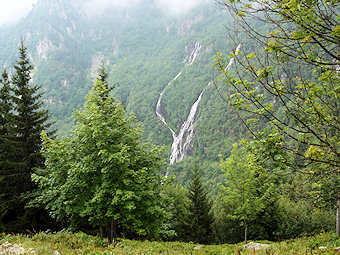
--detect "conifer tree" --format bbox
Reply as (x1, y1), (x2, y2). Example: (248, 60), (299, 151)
(0, 40), (54, 231)
(185, 163), (214, 244)
(0, 68), (17, 230)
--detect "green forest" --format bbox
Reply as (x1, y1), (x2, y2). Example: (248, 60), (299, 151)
(0, 0), (339, 253)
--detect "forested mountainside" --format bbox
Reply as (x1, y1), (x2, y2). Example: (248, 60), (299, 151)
(1, 0), (338, 244)
(0, 0), (240, 183)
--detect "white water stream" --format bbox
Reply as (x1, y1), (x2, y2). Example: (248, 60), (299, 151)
(185, 40), (202, 66)
(156, 44), (241, 165)
(155, 70), (208, 164)
(225, 44), (242, 71)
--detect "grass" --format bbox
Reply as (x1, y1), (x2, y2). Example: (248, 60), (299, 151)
(0, 231), (339, 254)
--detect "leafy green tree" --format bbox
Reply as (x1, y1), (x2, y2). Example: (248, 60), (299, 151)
(220, 143), (277, 243)
(163, 182), (190, 241)
(215, 0), (339, 233)
(33, 69), (167, 245)
(185, 163), (214, 244)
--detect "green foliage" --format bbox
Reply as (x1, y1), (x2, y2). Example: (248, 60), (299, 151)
(0, 42), (54, 232)
(219, 143), (278, 243)
(215, 0), (339, 234)
(275, 196), (335, 239)
(32, 71), (168, 244)
(163, 182), (190, 241)
(185, 163), (215, 244)
(0, 231), (339, 254)
(216, 0), (339, 179)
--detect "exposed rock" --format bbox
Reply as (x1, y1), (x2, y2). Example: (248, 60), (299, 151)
(25, 32), (32, 42)
(112, 38), (119, 56)
(165, 22), (175, 33)
(60, 78), (69, 87)
(90, 52), (110, 79)
(0, 241), (36, 254)
(177, 13), (203, 35)
(205, 43), (214, 53)
(36, 37), (59, 60)
(243, 242), (271, 250)
(193, 245), (202, 250)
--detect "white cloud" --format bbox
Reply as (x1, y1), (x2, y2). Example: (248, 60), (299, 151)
(155, 0), (210, 16)
(82, 0), (142, 16)
(0, 0), (37, 27)
(0, 0), (212, 26)
(82, 0), (211, 17)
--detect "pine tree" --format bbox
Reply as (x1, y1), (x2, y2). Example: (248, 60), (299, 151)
(0, 40), (54, 232)
(185, 163), (214, 244)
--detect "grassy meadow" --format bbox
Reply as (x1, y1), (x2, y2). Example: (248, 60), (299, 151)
(0, 232), (339, 254)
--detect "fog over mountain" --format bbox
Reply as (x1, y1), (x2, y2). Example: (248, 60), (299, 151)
(0, 0), (214, 27)
(0, 0), (37, 27)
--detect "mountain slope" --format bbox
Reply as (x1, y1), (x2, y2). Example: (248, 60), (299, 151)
(0, 0), (241, 183)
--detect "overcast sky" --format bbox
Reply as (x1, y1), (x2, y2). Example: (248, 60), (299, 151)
(0, 0), (211, 27)
(0, 0), (37, 27)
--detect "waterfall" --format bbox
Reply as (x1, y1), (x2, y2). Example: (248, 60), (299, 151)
(225, 44), (242, 71)
(155, 72), (181, 139)
(184, 40), (202, 66)
(168, 86), (208, 164)
(155, 71), (208, 164)
(155, 44), (241, 164)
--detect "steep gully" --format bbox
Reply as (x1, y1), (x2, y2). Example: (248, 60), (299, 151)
(155, 43), (241, 164)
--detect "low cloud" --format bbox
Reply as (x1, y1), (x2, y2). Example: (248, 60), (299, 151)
(82, 0), (211, 17)
(82, 0), (142, 16)
(155, 0), (211, 16)
(0, 0), (37, 27)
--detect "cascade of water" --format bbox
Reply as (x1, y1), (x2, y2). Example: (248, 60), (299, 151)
(185, 40), (202, 66)
(225, 44), (242, 71)
(169, 85), (208, 164)
(155, 70), (208, 164)
(155, 72), (182, 139)
(156, 44), (241, 165)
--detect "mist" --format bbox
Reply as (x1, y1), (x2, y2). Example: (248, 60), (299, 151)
(0, 0), (37, 27)
(81, 0), (212, 17)
(155, 0), (212, 16)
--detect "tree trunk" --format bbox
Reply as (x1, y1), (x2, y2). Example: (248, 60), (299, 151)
(98, 221), (103, 241)
(108, 217), (119, 246)
(244, 219), (247, 244)
(108, 217), (114, 244)
(113, 218), (118, 246)
(337, 197), (340, 235)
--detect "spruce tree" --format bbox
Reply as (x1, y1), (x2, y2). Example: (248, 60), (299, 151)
(185, 163), (214, 244)
(0, 40), (54, 231)
(0, 68), (17, 230)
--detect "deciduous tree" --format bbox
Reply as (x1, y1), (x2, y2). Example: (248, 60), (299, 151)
(215, 0), (339, 233)
(33, 69), (167, 245)
(220, 143), (277, 243)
